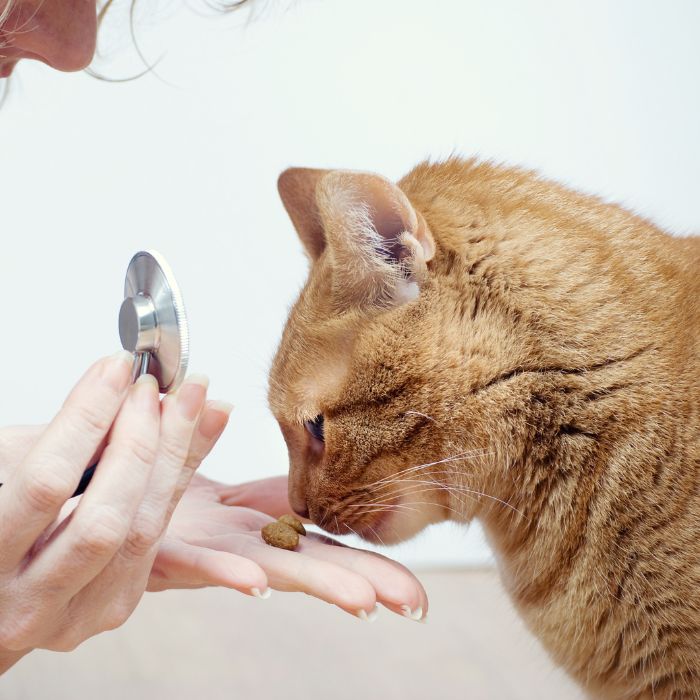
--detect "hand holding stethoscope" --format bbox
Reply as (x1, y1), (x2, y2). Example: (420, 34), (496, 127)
(0, 252), (428, 670)
(0, 251), (225, 660)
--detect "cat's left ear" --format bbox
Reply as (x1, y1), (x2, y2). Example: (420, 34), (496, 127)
(278, 168), (330, 261)
(278, 167), (435, 307)
(317, 170), (435, 307)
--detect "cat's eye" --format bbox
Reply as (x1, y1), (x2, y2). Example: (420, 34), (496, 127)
(304, 414), (325, 443)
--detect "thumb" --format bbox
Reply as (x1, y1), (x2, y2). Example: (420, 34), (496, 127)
(216, 475), (298, 519)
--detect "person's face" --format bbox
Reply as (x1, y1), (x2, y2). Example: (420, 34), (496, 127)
(0, 0), (97, 78)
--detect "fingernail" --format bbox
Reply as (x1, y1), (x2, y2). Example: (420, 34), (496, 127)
(355, 606), (379, 622)
(400, 604), (423, 621)
(251, 587), (271, 599)
(177, 374), (209, 421)
(209, 400), (234, 416)
(134, 373), (159, 407)
(112, 349), (134, 364)
(102, 350), (134, 392)
(198, 400), (234, 440)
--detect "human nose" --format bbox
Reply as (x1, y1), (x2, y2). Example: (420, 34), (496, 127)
(4, 0), (97, 72)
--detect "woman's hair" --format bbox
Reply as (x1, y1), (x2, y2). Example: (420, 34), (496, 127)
(98, 0), (252, 22)
(0, 0), (252, 102)
(91, 1), (252, 81)
(0, 0), (252, 60)
(0, 0), (15, 29)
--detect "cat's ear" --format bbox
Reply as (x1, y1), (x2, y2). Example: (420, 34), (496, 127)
(278, 167), (435, 307)
(278, 168), (330, 261)
(316, 170), (435, 307)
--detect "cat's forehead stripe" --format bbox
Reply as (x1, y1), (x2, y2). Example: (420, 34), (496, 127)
(292, 355), (352, 420)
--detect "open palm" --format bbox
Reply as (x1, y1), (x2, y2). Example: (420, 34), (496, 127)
(0, 425), (427, 622)
(151, 473), (428, 621)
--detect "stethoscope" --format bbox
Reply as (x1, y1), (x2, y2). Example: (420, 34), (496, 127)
(118, 250), (189, 393)
(1, 250), (189, 497)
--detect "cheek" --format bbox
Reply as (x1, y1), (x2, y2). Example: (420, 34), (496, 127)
(278, 421), (324, 509)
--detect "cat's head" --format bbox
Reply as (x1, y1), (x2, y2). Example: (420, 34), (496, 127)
(269, 167), (494, 544)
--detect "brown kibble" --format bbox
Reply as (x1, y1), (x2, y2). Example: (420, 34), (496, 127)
(261, 521), (299, 550)
(278, 514), (307, 536)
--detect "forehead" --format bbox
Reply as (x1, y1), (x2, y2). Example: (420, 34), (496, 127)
(270, 276), (428, 423)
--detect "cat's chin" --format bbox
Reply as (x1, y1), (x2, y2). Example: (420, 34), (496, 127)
(346, 500), (445, 546)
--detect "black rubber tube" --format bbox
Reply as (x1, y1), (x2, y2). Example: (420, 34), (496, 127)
(0, 463), (97, 498)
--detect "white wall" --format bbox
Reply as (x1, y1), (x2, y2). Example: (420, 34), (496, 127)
(0, 0), (697, 567)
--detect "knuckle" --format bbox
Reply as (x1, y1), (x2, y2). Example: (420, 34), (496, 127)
(73, 506), (128, 559)
(22, 467), (75, 514)
(181, 451), (202, 477)
(0, 613), (41, 651)
(45, 629), (85, 653)
(69, 401), (113, 440)
(124, 433), (158, 468)
(122, 514), (163, 559)
(102, 601), (136, 632)
(157, 432), (188, 467)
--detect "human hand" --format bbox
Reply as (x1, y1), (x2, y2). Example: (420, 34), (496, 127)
(151, 473), (428, 622)
(0, 352), (227, 670)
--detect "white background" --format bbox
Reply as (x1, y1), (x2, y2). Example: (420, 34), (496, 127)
(0, 0), (697, 567)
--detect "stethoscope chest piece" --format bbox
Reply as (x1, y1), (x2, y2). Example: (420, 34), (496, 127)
(0, 250), (190, 499)
(118, 250), (189, 393)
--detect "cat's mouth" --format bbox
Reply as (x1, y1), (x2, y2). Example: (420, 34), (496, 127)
(309, 491), (400, 543)
(312, 492), (438, 545)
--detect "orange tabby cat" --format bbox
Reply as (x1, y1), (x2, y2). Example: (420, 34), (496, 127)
(268, 160), (700, 699)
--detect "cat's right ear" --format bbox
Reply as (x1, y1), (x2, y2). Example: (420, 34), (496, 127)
(278, 168), (331, 261)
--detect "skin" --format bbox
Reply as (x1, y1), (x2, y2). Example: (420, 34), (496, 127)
(0, 355), (214, 669)
(270, 162), (699, 697)
(0, 0), (428, 674)
(0, 0), (97, 77)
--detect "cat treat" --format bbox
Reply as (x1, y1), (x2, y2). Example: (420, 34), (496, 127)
(261, 515), (306, 550)
(278, 514), (307, 536)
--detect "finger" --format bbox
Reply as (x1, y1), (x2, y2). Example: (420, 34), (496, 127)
(147, 538), (268, 595)
(0, 352), (133, 573)
(300, 534), (428, 621)
(168, 400), (233, 511)
(117, 374), (209, 563)
(0, 425), (46, 471)
(75, 384), (215, 627)
(186, 400), (233, 466)
(23, 374), (161, 594)
(201, 533), (377, 618)
(217, 476), (296, 519)
(0, 425), (104, 483)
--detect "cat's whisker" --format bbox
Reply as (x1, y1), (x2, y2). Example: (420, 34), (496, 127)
(344, 522), (361, 538)
(365, 449), (493, 490)
(366, 523), (387, 547)
(399, 500), (465, 518)
(366, 449), (490, 485)
(364, 480), (527, 519)
(363, 467), (481, 504)
(319, 506), (333, 532)
(364, 461), (502, 504)
(344, 502), (420, 514)
(403, 410), (439, 424)
(340, 501), (422, 527)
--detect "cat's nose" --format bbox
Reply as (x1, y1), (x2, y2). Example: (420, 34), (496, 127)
(289, 490), (310, 520)
(288, 473), (310, 519)
(293, 503), (310, 520)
